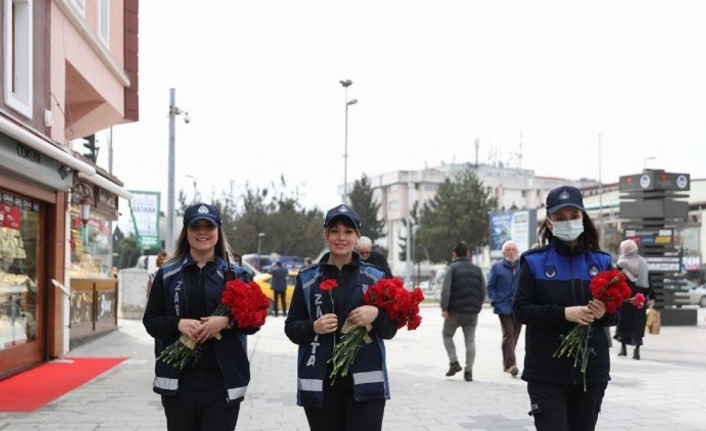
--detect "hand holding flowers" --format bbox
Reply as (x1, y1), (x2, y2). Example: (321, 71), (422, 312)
(328, 277), (424, 382)
(158, 279), (269, 370)
(553, 269), (644, 390)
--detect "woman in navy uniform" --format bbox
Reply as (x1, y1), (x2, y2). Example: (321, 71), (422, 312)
(144, 203), (255, 431)
(513, 186), (618, 431)
(285, 204), (398, 431)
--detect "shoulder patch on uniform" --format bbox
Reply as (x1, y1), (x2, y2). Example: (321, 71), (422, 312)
(588, 264), (600, 278)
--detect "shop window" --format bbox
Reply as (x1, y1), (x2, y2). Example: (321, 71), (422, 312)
(3, 0), (34, 118)
(70, 206), (113, 279)
(0, 191), (41, 350)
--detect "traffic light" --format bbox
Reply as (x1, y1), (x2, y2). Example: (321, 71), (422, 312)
(82, 134), (99, 162)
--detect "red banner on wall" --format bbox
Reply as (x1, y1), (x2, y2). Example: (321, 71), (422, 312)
(0, 205), (21, 229)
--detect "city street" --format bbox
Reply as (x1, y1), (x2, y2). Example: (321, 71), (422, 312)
(1, 305), (705, 431)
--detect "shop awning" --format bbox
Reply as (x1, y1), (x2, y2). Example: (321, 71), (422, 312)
(0, 116), (96, 176)
(78, 171), (133, 200)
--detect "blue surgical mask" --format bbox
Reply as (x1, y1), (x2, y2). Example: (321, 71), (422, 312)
(550, 219), (584, 242)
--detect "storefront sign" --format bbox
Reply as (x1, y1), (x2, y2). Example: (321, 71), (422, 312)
(128, 191), (161, 249)
(0, 133), (73, 191)
(624, 228), (674, 245)
(645, 256), (681, 272)
(0, 205), (21, 229)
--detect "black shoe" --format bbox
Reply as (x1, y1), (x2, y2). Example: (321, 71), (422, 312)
(633, 348), (640, 360)
(445, 361), (462, 377)
(464, 369), (473, 381)
(618, 344), (627, 357)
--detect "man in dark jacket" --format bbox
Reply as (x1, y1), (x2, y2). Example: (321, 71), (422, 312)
(356, 236), (393, 278)
(440, 242), (486, 381)
(487, 240), (522, 377)
(268, 261), (289, 317)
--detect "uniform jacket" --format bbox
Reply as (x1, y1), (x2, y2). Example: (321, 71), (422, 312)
(487, 258), (519, 315)
(284, 255), (397, 408)
(513, 238), (618, 386)
(143, 255), (255, 402)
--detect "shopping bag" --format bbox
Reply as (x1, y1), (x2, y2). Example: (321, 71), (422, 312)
(646, 308), (661, 334)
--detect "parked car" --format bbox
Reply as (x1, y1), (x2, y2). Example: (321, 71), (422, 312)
(253, 269), (298, 314)
(664, 278), (706, 307)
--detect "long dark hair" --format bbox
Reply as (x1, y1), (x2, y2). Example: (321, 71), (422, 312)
(537, 210), (600, 250)
(169, 225), (231, 264)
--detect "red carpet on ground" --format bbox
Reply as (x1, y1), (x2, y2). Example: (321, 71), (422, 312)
(0, 357), (126, 412)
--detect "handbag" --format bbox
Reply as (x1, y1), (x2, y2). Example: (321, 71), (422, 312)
(646, 308), (661, 334)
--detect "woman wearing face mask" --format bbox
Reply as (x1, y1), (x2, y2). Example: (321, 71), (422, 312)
(512, 186), (618, 431)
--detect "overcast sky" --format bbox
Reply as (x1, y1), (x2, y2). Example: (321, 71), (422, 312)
(105, 0), (706, 226)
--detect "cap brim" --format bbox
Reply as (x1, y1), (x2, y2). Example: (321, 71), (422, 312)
(547, 203), (585, 214)
(325, 214), (360, 228)
(187, 215), (220, 227)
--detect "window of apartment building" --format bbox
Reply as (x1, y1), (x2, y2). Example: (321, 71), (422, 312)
(423, 183), (437, 191)
(97, 0), (110, 47)
(388, 200), (399, 211)
(389, 184), (399, 193)
(3, 0), (34, 118)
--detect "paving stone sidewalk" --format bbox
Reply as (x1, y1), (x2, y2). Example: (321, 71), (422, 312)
(1, 305), (704, 430)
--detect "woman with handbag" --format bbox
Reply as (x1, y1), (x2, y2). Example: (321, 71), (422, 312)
(613, 239), (656, 359)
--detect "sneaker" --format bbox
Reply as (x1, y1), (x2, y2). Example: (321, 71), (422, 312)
(445, 361), (462, 377)
(508, 365), (519, 377)
(464, 369), (473, 381)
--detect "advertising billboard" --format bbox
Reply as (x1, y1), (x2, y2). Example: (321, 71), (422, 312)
(128, 191), (161, 249)
(488, 209), (537, 259)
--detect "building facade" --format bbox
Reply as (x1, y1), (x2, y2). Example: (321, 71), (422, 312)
(355, 163), (598, 278)
(0, 0), (138, 378)
(351, 163), (705, 283)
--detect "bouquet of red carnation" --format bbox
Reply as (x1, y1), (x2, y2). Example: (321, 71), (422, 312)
(553, 269), (638, 390)
(158, 279), (269, 369)
(328, 277), (424, 382)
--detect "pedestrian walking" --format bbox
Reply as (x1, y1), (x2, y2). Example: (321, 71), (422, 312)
(487, 240), (522, 377)
(143, 203), (255, 431)
(268, 261), (289, 317)
(614, 239), (655, 360)
(513, 185), (616, 431)
(439, 241), (486, 382)
(284, 204), (398, 431)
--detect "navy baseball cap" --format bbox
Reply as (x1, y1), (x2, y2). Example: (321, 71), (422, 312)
(184, 203), (221, 227)
(324, 204), (361, 229)
(546, 186), (585, 214)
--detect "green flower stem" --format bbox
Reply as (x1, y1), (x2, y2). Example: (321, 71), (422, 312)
(553, 324), (594, 392)
(328, 326), (367, 384)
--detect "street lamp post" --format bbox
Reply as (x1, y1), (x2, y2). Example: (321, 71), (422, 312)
(166, 88), (190, 252)
(257, 232), (266, 260)
(340, 79), (357, 203)
(597, 133), (604, 250)
(405, 178), (413, 287)
(185, 174), (198, 204)
(411, 225), (420, 285)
